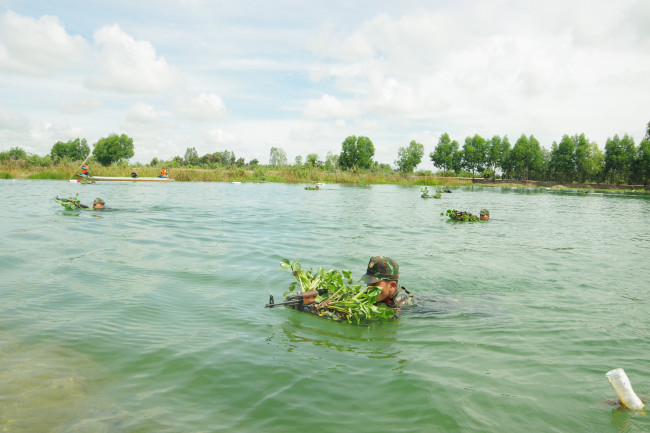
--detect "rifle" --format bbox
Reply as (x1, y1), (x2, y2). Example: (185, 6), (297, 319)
(265, 288), (329, 308)
(55, 197), (89, 208)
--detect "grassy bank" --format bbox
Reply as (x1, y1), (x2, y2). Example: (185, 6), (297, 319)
(6, 162), (645, 191)
(0, 162), (472, 187)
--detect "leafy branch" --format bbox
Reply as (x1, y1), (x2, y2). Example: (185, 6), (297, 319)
(279, 259), (395, 324)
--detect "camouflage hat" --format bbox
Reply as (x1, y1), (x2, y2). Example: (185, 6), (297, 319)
(359, 256), (399, 284)
(93, 197), (105, 205)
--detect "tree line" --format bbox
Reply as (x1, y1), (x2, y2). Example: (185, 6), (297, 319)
(429, 124), (650, 185)
(1, 122), (649, 185)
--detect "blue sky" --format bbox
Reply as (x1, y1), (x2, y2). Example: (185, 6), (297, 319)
(1, 0), (649, 166)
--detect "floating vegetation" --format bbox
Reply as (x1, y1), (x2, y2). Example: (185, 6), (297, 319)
(420, 186), (441, 198)
(55, 194), (87, 210)
(442, 209), (480, 222)
(271, 259), (395, 324)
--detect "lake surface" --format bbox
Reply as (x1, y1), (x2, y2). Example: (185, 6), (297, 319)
(1, 179), (649, 433)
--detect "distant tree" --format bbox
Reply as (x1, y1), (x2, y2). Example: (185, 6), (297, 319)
(201, 150), (235, 166)
(8, 147), (27, 160)
(269, 147), (288, 166)
(509, 134), (544, 180)
(150, 157), (159, 166)
(184, 147), (199, 166)
(461, 134), (488, 178)
(395, 140), (424, 173)
(249, 158), (259, 166)
(429, 133), (459, 173)
(51, 138), (90, 162)
(634, 139), (650, 186)
(294, 155), (303, 166)
(487, 135), (510, 177)
(306, 153), (319, 167)
(572, 134), (596, 183)
(371, 161), (393, 174)
(604, 134), (635, 184)
(339, 135), (375, 170)
(236, 157), (245, 167)
(549, 135), (575, 182)
(92, 133), (134, 166)
(325, 151), (338, 170)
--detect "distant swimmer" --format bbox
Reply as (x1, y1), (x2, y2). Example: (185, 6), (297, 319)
(93, 198), (105, 209)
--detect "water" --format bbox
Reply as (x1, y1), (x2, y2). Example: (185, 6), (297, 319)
(1, 179), (649, 433)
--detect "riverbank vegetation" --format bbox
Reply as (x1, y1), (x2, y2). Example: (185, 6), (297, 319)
(1, 122), (648, 188)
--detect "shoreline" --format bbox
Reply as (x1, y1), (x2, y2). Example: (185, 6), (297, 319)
(468, 178), (647, 191)
(1, 164), (647, 192)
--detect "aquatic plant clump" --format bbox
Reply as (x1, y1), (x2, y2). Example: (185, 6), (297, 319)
(420, 186), (441, 198)
(55, 193), (83, 210)
(280, 259), (395, 324)
(441, 209), (480, 222)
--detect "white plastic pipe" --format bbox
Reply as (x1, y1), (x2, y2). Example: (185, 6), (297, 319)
(606, 368), (645, 410)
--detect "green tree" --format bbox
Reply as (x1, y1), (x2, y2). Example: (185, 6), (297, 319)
(395, 140), (424, 173)
(338, 136), (375, 170)
(200, 150), (235, 167)
(634, 139), (650, 186)
(294, 155), (303, 166)
(305, 153), (319, 167)
(249, 158), (259, 166)
(487, 135), (511, 178)
(7, 147), (27, 160)
(604, 134), (635, 184)
(429, 133), (459, 173)
(92, 133), (134, 166)
(325, 151), (338, 170)
(510, 134), (544, 180)
(51, 138), (90, 162)
(184, 147), (199, 166)
(269, 147), (287, 166)
(549, 135), (575, 181)
(461, 134), (488, 178)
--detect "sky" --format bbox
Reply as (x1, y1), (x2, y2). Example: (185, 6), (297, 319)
(0, 0), (649, 167)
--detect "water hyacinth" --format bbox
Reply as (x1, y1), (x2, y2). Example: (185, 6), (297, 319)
(55, 193), (83, 210)
(280, 259), (395, 324)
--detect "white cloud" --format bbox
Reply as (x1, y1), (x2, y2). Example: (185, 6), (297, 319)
(0, 104), (30, 131)
(0, 11), (88, 75)
(173, 93), (227, 121)
(125, 103), (159, 124)
(204, 128), (237, 146)
(87, 24), (183, 93)
(303, 94), (360, 120)
(60, 98), (103, 114)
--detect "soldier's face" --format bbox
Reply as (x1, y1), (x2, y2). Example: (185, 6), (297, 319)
(370, 279), (397, 302)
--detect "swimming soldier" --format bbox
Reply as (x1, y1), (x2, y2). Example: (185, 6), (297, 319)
(359, 256), (412, 307)
(92, 198), (105, 209)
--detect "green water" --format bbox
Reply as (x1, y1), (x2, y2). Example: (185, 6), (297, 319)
(1, 180), (649, 433)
